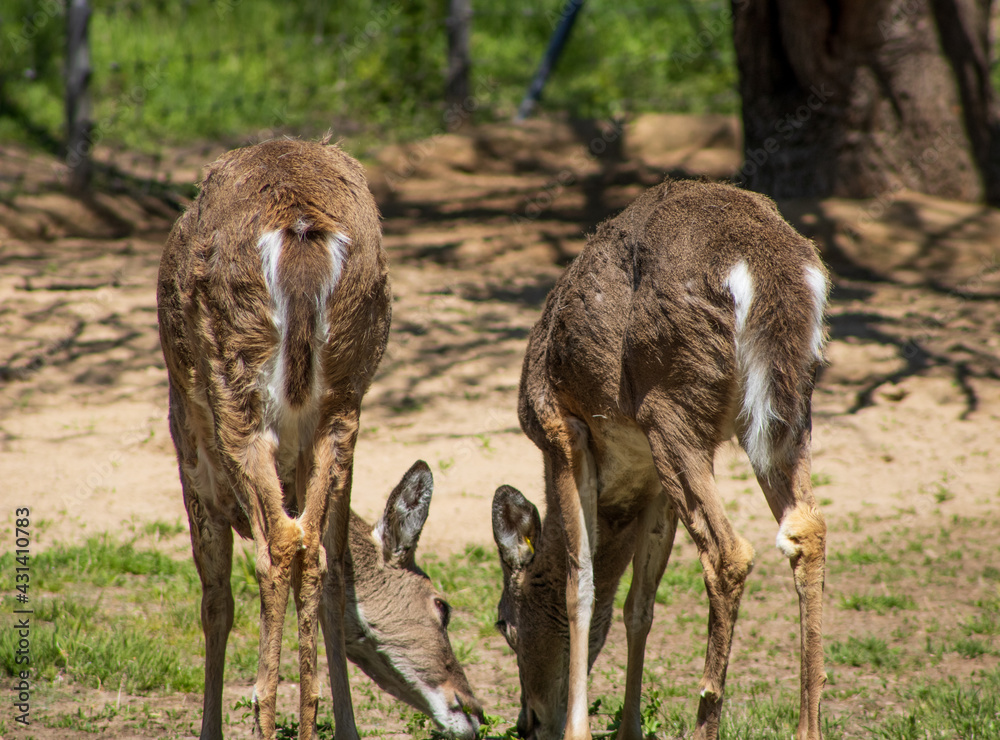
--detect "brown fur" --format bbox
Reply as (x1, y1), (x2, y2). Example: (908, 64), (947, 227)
(493, 179), (829, 740)
(342, 462), (483, 737)
(159, 139), (390, 740)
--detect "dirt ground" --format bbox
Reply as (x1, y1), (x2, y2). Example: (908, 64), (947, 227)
(1, 114), (999, 738)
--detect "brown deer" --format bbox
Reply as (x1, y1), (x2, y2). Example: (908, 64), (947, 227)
(158, 138), (440, 740)
(491, 179), (829, 740)
(339, 461), (483, 738)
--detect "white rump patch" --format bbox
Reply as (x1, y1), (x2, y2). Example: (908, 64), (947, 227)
(804, 265), (829, 362)
(726, 260), (780, 477)
(317, 232), (349, 342)
(727, 260), (753, 333)
(256, 228), (350, 472)
(258, 230), (289, 419)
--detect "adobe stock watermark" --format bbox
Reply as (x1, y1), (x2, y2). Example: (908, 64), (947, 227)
(878, 0), (923, 41)
(343, 1), (402, 62)
(844, 123), (963, 238)
(899, 251), (1000, 361)
(383, 75), (500, 191)
(670, 0), (749, 71)
(510, 119), (624, 230)
(78, 269), (128, 319)
(60, 410), (165, 510)
(735, 83), (835, 186)
(65, 65), (165, 170)
(5, 0), (63, 55)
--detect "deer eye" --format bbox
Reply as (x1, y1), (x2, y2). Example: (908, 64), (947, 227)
(434, 598), (451, 628)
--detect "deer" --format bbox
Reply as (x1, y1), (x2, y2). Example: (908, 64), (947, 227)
(157, 138), (482, 740)
(491, 178), (830, 740)
(337, 461), (483, 738)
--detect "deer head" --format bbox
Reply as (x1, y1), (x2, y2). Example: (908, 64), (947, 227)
(342, 461), (484, 738)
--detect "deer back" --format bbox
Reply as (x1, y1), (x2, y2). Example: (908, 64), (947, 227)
(519, 179), (826, 480)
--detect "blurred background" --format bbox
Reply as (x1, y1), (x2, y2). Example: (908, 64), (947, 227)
(1, 0), (736, 186)
(4, 1), (1000, 205)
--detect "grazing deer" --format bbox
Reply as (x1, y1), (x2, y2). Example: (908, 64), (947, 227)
(491, 179), (829, 740)
(158, 138), (395, 740)
(341, 461), (483, 738)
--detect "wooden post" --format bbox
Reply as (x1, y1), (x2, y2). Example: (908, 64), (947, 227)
(445, 0), (471, 111)
(66, 0), (94, 195)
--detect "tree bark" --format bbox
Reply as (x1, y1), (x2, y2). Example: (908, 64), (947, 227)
(66, 0), (93, 196)
(732, 0), (1000, 202)
(446, 0), (471, 110)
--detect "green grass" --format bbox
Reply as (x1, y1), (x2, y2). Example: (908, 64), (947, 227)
(829, 539), (897, 570)
(0, 533), (190, 589)
(0, 595), (200, 691)
(963, 597), (1000, 637)
(866, 667), (1000, 740)
(811, 472), (833, 487)
(140, 520), (186, 538)
(5, 518), (1000, 737)
(951, 637), (993, 659)
(0, 534), (206, 692)
(421, 544), (504, 639)
(839, 592), (916, 615)
(826, 636), (902, 669)
(1, 0), (738, 154)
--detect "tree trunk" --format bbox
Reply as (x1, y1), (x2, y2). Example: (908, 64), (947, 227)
(732, 0), (1000, 203)
(66, 0), (93, 196)
(446, 0), (471, 110)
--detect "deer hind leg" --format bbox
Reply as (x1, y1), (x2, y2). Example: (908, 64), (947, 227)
(644, 426), (754, 740)
(315, 409), (362, 740)
(544, 416), (598, 740)
(168, 384), (235, 740)
(184, 483), (235, 740)
(288, 444), (324, 740)
(217, 433), (302, 740)
(175, 444), (234, 738)
(757, 443), (826, 740)
(617, 488), (678, 740)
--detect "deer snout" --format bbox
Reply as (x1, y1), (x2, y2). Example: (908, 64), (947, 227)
(444, 685), (484, 740)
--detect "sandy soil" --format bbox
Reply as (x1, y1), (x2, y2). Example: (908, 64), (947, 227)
(2, 115), (998, 554)
(1, 114), (999, 737)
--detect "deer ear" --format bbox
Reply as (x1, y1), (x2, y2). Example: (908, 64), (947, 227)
(376, 460), (433, 567)
(492, 485), (540, 570)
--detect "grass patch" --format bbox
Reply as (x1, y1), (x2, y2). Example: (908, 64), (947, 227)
(0, 596), (200, 691)
(0, 538), (206, 692)
(963, 598), (1000, 637)
(0, 535), (191, 590)
(952, 637), (993, 659)
(5, 518), (1000, 736)
(4, 0), (738, 152)
(140, 520), (187, 538)
(826, 636), (901, 669)
(866, 667), (1000, 739)
(839, 593), (915, 615)
(829, 539), (897, 571)
(420, 544), (504, 639)
(811, 472), (833, 487)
